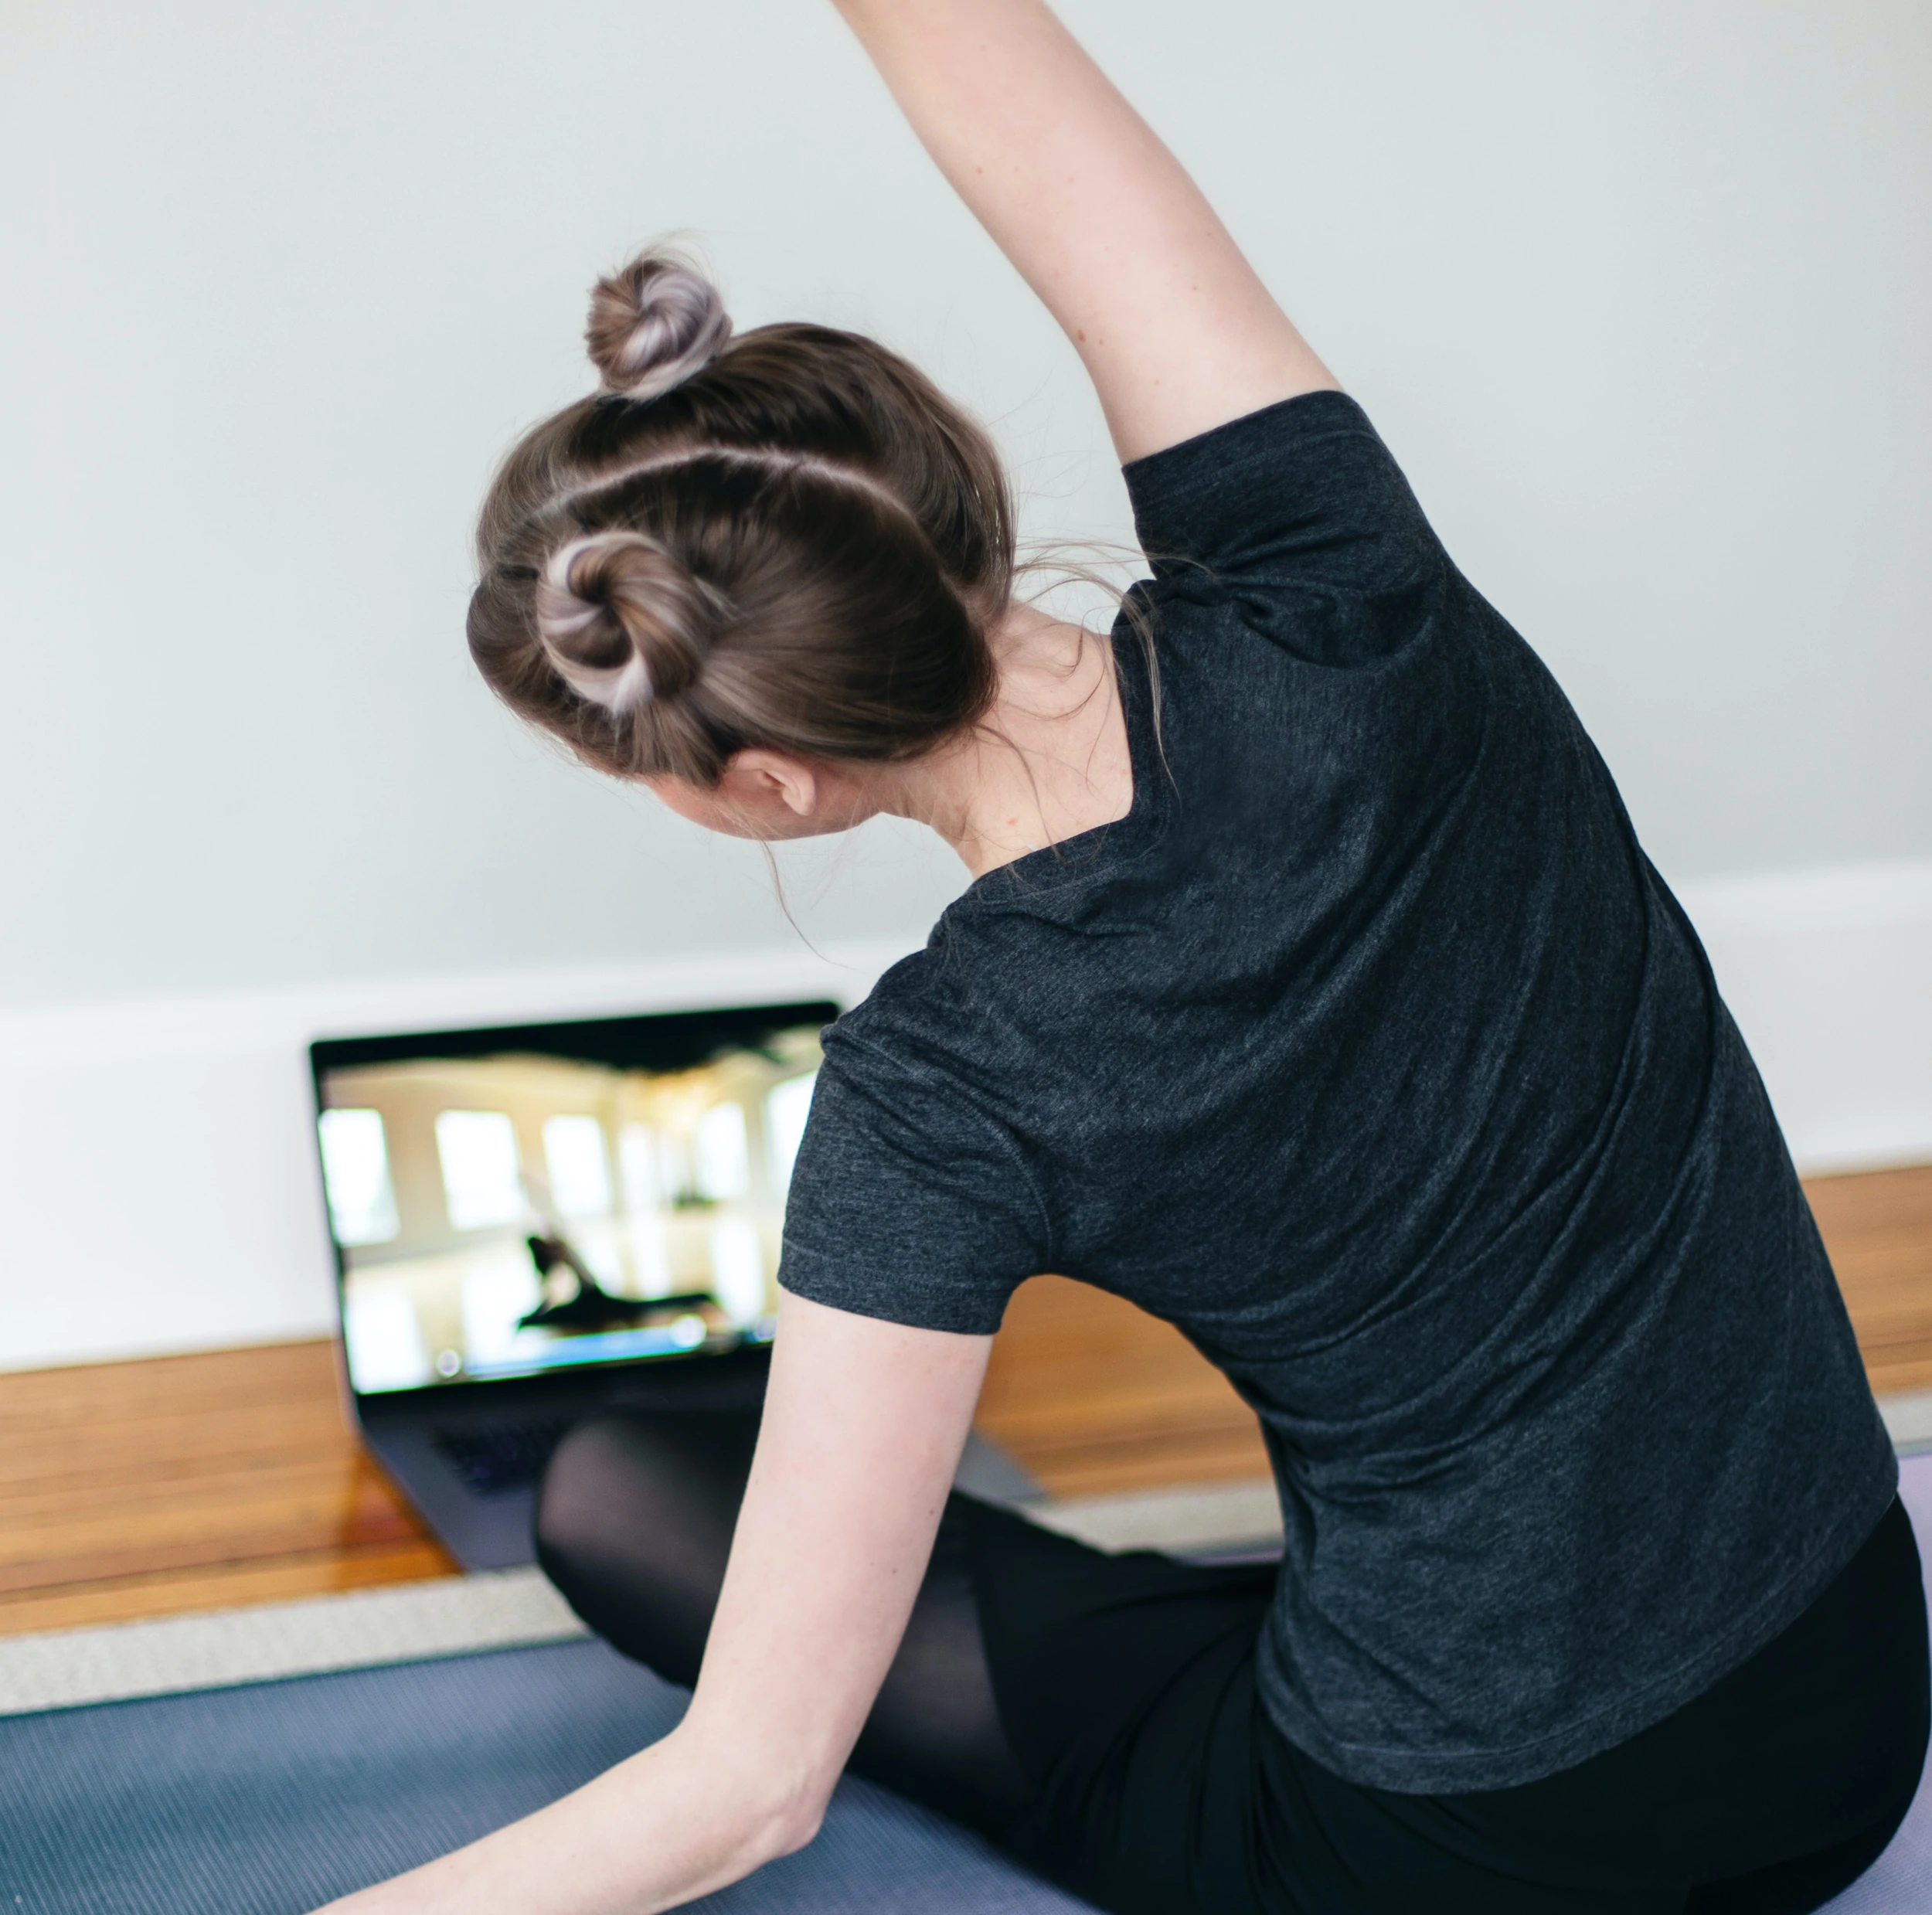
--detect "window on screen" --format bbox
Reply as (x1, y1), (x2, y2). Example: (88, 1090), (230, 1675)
(765, 1072), (817, 1196)
(694, 1102), (750, 1201)
(434, 1110), (525, 1231)
(345, 1285), (430, 1392)
(708, 1216), (766, 1322)
(317, 1107), (400, 1246)
(543, 1114), (613, 1217)
(617, 1123), (660, 1213)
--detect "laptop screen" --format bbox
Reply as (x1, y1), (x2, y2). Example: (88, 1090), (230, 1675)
(310, 1002), (837, 1397)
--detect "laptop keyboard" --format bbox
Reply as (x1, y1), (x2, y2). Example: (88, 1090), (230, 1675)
(430, 1417), (576, 1497)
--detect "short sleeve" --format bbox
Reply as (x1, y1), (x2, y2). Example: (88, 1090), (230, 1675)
(1124, 391), (1447, 667)
(776, 1025), (1050, 1336)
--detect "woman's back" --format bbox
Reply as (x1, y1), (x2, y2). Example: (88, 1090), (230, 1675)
(779, 389), (1895, 1791)
(330, 7), (1920, 1908)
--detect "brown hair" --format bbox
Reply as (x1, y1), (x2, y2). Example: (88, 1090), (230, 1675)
(468, 252), (1014, 787)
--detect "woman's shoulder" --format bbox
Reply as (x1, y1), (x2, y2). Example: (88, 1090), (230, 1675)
(1124, 391), (1448, 658)
(825, 932), (1009, 1080)
(824, 903), (1100, 1104)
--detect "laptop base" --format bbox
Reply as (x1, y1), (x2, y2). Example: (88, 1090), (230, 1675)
(359, 1351), (1043, 1572)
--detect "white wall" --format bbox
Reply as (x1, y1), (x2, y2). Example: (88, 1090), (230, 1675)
(0, 1), (1927, 1368)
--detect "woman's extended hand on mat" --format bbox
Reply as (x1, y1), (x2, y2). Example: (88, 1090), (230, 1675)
(309, 1291), (993, 1914)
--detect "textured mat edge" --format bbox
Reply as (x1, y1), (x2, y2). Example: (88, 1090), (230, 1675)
(0, 1568), (588, 1716)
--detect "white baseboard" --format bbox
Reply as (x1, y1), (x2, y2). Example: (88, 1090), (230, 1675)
(0, 858), (1927, 1375)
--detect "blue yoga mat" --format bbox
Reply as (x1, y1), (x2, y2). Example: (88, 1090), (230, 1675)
(5, 1462), (1930, 1913)
(0, 1637), (1092, 1915)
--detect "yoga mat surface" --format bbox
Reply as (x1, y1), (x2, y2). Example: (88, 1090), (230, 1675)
(3, 1463), (1929, 1913)
(0, 1636), (1092, 1915)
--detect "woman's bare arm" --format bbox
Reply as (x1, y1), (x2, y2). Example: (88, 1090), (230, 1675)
(315, 1293), (992, 1915)
(831, 0), (1337, 462)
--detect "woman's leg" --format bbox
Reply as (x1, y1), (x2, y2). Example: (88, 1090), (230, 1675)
(539, 1410), (1927, 1915)
(536, 1403), (1310, 1914)
(532, 1406), (1034, 1839)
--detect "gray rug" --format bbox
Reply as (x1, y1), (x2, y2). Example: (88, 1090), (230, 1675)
(0, 1634), (1091, 1914)
(2, 1461), (1927, 1912)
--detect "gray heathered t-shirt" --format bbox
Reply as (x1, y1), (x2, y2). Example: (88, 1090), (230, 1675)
(777, 392), (1896, 1793)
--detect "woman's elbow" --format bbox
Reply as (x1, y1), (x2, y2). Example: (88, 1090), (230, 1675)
(735, 1774), (832, 1872)
(719, 1751), (835, 1869)
(670, 1713), (840, 1876)
(757, 1797), (828, 1864)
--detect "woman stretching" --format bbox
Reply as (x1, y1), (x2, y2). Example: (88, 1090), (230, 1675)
(328, 3), (1924, 1910)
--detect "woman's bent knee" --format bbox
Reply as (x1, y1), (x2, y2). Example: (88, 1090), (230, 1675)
(534, 1408), (760, 1688)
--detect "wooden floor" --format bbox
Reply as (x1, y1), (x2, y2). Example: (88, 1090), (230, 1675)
(0, 1344), (454, 1637)
(976, 1276), (1269, 1498)
(1803, 1167), (1932, 1396)
(3, 1165), (1928, 1638)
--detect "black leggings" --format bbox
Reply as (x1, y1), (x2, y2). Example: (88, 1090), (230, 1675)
(533, 1407), (1927, 1915)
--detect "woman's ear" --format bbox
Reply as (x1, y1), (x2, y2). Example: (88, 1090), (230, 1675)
(722, 750), (820, 819)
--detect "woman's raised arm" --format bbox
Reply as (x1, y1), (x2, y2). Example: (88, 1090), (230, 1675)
(831, 0), (1337, 461)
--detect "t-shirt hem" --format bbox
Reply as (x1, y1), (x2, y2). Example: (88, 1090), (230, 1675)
(777, 1247), (1011, 1338)
(1257, 1461), (1900, 1794)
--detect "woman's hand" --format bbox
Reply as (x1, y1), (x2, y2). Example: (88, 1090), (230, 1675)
(311, 1294), (993, 1913)
(830, 0), (1338, 462)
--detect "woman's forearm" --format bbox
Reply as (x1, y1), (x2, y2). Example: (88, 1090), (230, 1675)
(315, 1724), (815, 1915)
(832, 0), (1185, 305)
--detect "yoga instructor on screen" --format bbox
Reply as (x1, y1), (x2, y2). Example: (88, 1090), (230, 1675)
(321, 3), (1925, 1909)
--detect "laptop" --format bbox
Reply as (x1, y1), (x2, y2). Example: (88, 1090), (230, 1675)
(310, 1000), (1036, 1570)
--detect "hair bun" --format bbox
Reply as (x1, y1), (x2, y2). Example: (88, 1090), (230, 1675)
(533, 532), (721, 716)
(585, 252), (733, 400)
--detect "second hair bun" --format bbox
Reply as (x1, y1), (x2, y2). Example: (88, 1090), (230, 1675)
(534, 532), (720, 716)
(586, 251), (733, 400)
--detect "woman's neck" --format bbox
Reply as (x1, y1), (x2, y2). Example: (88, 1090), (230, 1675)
(886, 606), (1134, 879)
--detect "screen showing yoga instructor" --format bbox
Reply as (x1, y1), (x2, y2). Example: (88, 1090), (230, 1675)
(315, 1014), (826, 1393)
